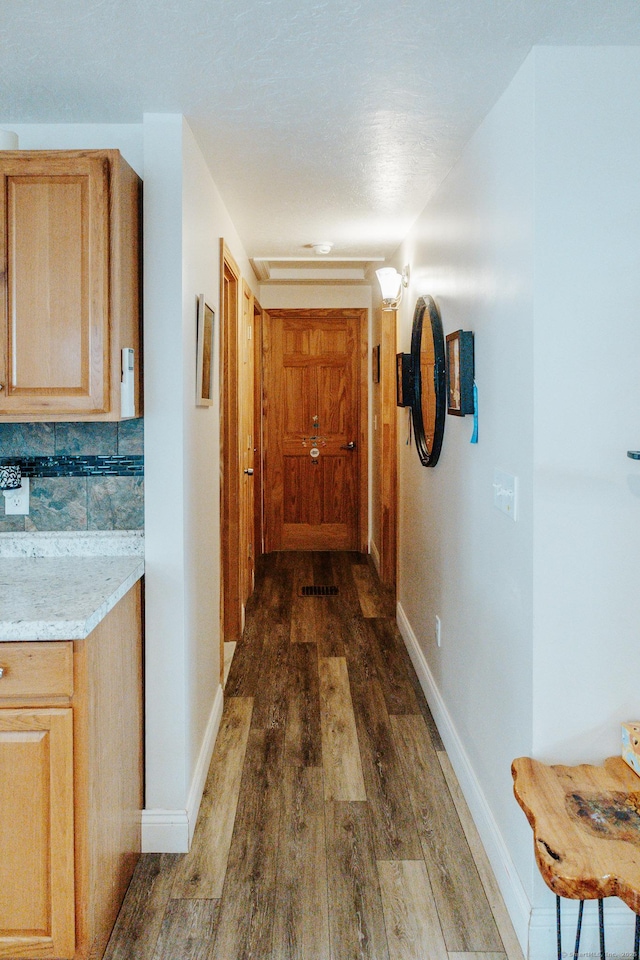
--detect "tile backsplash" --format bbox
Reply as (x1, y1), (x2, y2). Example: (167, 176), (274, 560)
(0, 420), (144, 532)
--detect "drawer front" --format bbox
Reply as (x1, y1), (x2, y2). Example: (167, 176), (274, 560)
(0, 642), (73, 699)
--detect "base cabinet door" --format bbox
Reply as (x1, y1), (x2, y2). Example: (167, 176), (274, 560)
(0, 708), (75, 959)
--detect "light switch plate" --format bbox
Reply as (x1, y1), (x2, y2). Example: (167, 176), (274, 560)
(4, 477), (29, 515)
(493, 469), (517, 521)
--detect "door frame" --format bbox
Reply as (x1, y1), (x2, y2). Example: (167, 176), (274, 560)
(262, 307), (369, 554)
(220, 241), (242, 658)
(378, 306), (398, 591)
(253, 298), (264, 560)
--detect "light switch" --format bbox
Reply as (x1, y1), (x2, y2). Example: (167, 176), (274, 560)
(493, 469), (517, 521)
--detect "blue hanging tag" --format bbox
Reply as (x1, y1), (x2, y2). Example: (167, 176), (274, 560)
(470, 381), (478, 444)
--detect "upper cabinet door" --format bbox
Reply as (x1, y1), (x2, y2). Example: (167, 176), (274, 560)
(0, 151), (141, 420)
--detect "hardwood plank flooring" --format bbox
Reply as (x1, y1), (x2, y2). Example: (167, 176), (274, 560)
(106, 551), (514, 960)
(152, 899), (220, 960)
(210, 726), (284, 958)
(391, 715), (503, 952)
(284, 642), (322, 768)
(377, 859), (448, 960)
(104, 854), (179, 960)
(326, 801), (390, 960)
(437, 752), (523, 960)
(272, 766), (330, 960)
(319, 656), (367, 801)
(171, 697), (253, 899)
(350, 675), (422, 859)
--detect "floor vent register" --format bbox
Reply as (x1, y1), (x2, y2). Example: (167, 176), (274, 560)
(299, 585), (339, 597)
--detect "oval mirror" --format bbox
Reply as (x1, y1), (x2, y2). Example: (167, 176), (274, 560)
(410, 295), (446, 467)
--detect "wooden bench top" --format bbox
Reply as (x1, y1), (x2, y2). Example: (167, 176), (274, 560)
(512, 755), (640, 912)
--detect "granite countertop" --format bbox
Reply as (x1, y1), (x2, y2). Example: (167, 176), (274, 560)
(0, 532), (144, 641)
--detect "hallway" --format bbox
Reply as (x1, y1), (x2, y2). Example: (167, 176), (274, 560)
(105, 551), (522, 960)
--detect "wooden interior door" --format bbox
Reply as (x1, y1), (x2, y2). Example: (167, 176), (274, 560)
(264, 309), (367, 552)
(220, 243), (241, 650)
(239, 282), (255, 608)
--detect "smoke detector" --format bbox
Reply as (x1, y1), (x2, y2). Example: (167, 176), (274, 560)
(312, 242), (333, 255)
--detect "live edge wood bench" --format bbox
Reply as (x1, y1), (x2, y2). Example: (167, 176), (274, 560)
(512, 756), (640, 960)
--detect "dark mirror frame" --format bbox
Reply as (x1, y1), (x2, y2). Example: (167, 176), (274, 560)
(410, 295), (446, 467)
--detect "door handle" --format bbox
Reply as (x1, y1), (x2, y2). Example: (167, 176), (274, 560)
(341, 441), (356, 450)
(244, 468), (254, 475)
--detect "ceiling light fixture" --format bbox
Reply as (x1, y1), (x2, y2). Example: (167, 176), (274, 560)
(312, 242), (333, 255)
(376, 265), (410, 311)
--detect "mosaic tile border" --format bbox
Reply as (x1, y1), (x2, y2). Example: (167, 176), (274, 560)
(0, 456), (144, 478)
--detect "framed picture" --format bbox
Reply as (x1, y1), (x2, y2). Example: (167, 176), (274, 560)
(196, 294), (215, 406)
(446, 330), (474, 416)
(372, 344), (380, 383)
(396, 352), (413, 407)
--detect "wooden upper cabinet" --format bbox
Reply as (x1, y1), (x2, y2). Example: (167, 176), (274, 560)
(0, 150), (141, 420)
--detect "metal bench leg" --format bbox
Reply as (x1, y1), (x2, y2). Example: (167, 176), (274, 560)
(573, 900), (584, 960)
(557, 896), (562, 960)
(598, 899), (605, 960)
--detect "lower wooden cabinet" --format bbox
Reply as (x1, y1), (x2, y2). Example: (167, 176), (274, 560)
(0, 581), (143, 960)
(0, 708), (75, 958)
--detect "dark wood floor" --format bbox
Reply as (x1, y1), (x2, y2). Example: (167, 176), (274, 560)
(105, 551), (522, 960)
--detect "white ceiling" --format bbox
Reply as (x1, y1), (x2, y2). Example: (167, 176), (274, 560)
(2, 0), (640, 274)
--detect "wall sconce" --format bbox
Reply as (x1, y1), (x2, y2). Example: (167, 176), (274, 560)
(376, 266), (410, 311)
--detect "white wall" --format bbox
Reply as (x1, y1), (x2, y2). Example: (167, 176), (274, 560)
(180, 119), (257, 831)
(143, 115), (257, 850)
(258, 284), (371, 310)
(395, 55), (536, 918)
(391, 47), (640, 957)
(142, 116), (191, 834)
(532, 48), (640, 763)
(8, 123), (144, 175)
(6, 116), (256, 851)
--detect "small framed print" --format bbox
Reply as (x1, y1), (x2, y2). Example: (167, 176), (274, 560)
(446, 330), (474, 416)
(372, 344), (380, 383)
(396, 352), (413, 407)
(196, 294), (215, 406)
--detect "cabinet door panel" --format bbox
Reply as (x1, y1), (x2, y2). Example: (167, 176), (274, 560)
(0, 708), (75, 959)
(0, 155), (109, 416)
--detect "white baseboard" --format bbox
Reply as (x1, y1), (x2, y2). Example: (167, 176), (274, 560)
(396, 601), (531, 956)
(141, 809), (190, 853)
(141, 683), (224, 853)
(396, 603), (638, 960)
(530, 900), (637, 960)
(369, 538), (381, 575)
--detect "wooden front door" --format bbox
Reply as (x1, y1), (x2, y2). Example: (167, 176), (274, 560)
(263, 308), (367, 552)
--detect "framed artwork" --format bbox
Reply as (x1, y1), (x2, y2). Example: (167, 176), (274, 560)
(446, 330), (474, 416)
(396, 352), (413, 407)
(196, 294), (215, 406)
(372, 344), (380, 383)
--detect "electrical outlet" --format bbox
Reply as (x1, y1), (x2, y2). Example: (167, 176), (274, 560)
(435, 615), (441, 648)
(3, 477), (29, 515)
